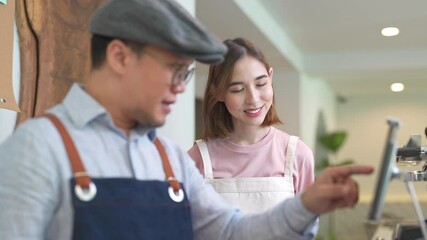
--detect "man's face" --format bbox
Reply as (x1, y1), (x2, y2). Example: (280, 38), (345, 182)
(120, 45), (193, 128)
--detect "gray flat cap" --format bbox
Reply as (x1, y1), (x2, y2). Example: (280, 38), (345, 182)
(90, 0), (227, 64)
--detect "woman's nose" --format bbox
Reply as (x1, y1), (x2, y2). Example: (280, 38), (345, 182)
(245, 87), (258, 104)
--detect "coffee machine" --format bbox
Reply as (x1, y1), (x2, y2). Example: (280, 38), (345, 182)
(391, 128), (427, 240)
(368, 120), (427, 240)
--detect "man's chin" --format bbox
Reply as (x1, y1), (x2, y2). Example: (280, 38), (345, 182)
(150, 119), (166, 128)
(138, 116), (165, 129)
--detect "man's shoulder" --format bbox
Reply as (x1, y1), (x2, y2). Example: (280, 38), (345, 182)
(16, 114), (58, 134)
(155, 135), (185, 152)
(154, 135), (194, 164)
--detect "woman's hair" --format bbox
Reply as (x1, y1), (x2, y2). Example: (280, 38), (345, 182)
(202, 37), (282, 140)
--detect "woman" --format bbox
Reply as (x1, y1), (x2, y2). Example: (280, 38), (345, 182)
(188, 38), (315, 213)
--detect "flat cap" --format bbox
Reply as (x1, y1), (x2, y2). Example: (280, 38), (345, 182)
(90, 0), (227, 64)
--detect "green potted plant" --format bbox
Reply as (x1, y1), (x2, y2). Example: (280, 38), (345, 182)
(315, 130), (354, 240)
(316, 131), (354, 172)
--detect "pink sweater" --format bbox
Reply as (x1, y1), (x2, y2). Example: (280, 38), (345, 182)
(187, 127), (315, 193)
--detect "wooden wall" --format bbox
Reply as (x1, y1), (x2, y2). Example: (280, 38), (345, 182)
(15, 0), (105, 124)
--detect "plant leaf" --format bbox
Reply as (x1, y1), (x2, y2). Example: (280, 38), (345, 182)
(318, 131), (347, 153)
(332, 159), (354, 166)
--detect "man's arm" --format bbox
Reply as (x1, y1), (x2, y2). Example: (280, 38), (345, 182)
(301, 165), (374, 215)
(0, 121), (59, 239)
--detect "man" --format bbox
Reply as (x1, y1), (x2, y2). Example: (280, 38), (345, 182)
(0, 0), (373, 239)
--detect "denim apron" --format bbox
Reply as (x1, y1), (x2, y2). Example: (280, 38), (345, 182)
(46, 114), (194, 240)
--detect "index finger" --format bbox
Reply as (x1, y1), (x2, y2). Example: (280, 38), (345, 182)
(326, 165), (374, 178)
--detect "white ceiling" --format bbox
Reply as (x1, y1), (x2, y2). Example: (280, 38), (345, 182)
(196, 0), (427, 97)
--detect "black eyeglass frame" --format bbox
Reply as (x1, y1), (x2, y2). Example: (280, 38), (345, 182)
(172, 65), (195, 86)
(142, 48), (195, 87)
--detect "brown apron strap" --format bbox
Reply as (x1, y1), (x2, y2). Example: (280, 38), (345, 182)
(44, 113), (91, 189)
(45, 113), (180, 192)
(154, 138), (181, 192)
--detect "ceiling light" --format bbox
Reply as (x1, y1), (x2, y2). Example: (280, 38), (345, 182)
(381, 27), (399, 37)
(390, 83), (404, 92)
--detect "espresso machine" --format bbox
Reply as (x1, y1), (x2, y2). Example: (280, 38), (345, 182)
(368, 120), (427, 240)
(396, 129), (427, 181)
(391, 128), (427, 239)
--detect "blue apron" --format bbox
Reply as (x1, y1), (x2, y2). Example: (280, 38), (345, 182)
(46, 114), (194, 240)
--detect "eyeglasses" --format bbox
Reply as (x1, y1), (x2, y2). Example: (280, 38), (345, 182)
(143, 50), (195, 87)
(171, 64), (195, 86)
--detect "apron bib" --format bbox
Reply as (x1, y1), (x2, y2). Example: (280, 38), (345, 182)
(196, 136), (298, 213)
(46, 113), (194, 240)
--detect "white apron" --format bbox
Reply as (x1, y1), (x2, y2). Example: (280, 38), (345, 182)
(196, 136), (298, 214)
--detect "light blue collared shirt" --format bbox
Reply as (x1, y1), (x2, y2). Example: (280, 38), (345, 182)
(0, 83), (317, 239)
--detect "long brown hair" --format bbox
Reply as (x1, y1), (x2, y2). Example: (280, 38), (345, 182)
(202, 37), (282, 140)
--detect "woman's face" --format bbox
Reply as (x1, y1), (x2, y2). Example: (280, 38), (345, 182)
(221, 55), (273, 128)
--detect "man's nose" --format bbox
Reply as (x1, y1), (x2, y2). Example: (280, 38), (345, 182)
(171, 82), (186, 94)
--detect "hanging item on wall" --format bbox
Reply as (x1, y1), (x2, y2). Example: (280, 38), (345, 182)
(0, 0), (19, 111)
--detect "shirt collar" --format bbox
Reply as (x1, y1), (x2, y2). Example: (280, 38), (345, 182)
(62, 83), (157, 141)
(62, 83), (106, 128)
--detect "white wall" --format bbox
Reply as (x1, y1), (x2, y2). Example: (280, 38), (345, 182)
(0, 21), (20, 144)
(158, 0), (196, 150)
(338, 93), (427, 202)
(273, 70), (301, 137)
(300, 74), (337, 149)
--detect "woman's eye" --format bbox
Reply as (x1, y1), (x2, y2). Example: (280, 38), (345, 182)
(229, 87), (244, 93)
(256, 82), (267, 87)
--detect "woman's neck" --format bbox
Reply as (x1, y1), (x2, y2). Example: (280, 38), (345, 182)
(227, 125), (271, 145)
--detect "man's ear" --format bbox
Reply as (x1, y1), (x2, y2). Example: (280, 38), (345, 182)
(105, 40), (132, 74)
